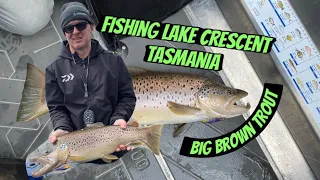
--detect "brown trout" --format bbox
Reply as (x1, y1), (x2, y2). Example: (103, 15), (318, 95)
(16, 64), (250, 136)
(28, 123), (163, 178)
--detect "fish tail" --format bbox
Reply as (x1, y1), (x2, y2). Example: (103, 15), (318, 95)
(16, 63), (48, 122)
(141, 124), (163, 155)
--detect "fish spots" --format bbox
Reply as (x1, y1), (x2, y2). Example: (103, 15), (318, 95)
(134, 73), (211, 107)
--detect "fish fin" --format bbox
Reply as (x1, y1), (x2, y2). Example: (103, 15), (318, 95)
(127, 140), (144, 148)
(127, 67), (150, 76)
(127, 120), (139, 127)
(16, 63), (48, 122)
(167, 101), (202, 115)
(101, 158), (112, 163)
(141, 124), (163, 155)
(68, 156), (88, 162)
(86, 122), (105, 128)
(126, 140), (152, 151)
(173, 123), (192, 137)
(101, 154), (118, 160)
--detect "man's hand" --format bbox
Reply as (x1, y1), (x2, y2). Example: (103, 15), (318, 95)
(113, 119), (132, 152)
(49, 129), (69, 144)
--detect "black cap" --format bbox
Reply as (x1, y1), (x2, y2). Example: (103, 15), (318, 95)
(60, 2), (94, 29)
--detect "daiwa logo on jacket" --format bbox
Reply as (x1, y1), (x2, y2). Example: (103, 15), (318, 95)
(61, 73), (74, 82)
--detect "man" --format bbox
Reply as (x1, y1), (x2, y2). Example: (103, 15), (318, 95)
(45, 2), (136, 159)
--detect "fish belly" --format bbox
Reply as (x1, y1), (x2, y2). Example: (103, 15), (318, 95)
(63, 128), (144, 162)
(64, 143), (112, 162)
(132, 106), (207, 125)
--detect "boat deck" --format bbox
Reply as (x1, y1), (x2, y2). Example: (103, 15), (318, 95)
(1, 0), (319, 179)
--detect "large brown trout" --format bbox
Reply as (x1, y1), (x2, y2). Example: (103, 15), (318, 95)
(28, 123), (163, 178)
(16, 64), (250, 136)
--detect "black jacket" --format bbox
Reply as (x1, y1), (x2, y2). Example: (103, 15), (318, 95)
(45, 39), (136, 131)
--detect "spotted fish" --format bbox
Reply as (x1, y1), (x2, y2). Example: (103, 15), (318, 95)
(27, 122), (163, 178)
(129, 68), (250, 136)
(16, 64), (250, 137)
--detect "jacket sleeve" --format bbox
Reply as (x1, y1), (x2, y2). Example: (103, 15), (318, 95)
(110, 56), (137, 124)
(45, 65), (74, 132)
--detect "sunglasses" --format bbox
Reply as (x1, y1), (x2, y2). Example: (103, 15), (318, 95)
(63, 21), (88, 34)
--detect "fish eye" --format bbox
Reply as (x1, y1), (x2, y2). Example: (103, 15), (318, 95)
(42, 150), (50, 155)
(226, 90), (233, 96)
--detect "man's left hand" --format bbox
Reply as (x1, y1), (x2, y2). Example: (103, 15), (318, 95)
(113, 119), (132, 152)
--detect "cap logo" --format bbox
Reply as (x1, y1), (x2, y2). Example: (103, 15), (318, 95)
(73, 12), (87, 16)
